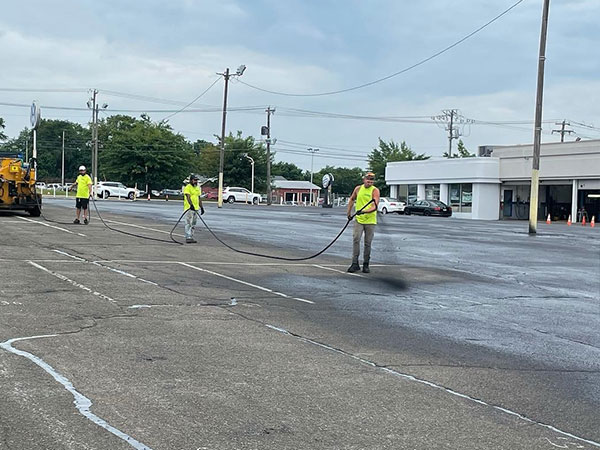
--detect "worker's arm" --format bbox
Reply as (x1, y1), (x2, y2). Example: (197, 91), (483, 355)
(346, 186), (359, 219)
(198, 196), (205, 214)
(185, 193), (195, 210)
(87, 183), (92, 197)
(362, 187), (380, 214)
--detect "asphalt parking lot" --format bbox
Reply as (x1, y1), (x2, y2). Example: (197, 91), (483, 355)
(1, 199), (599, 449)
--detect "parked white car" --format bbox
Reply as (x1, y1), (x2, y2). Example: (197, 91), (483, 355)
(96, 181), (139, 200)
(378, 197), (406, 214)
(223, 187), (261, 204)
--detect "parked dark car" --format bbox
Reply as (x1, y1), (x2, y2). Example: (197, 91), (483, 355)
(404, 200), (452, 217)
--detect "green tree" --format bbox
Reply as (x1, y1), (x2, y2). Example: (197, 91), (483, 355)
(192, 139), (220, 177)
(443, 139), (475, 158)
(97, 114), (194, 190)
(312, 165), (365, 196)
(271, 161), (304, 180)
(1, 119), (92, 181)
(219, 131), (270, 192)
(367, 138), (429, 194)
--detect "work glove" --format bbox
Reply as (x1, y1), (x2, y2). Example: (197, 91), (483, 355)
(200, 206), (205, 215)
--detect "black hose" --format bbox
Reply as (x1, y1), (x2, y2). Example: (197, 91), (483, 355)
(91, 195), (184, 245)
(187, 199), (375, 261)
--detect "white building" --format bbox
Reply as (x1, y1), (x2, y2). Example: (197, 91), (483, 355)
(385, 139), (600, 221)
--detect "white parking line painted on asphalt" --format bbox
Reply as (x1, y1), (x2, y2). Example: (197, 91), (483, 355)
(17, 216), (86, 237)
(313, 264), (365, 278)
(94, 260), (396, 267)
(264, 324), (600, 449)
(51, 249), (158, 286)
(178, 262), (315, 305)
(1, 335), (152, 450)
(28, 261), (117, 304)
(102, 218), (184, 237)
(52, 249), (86, 261)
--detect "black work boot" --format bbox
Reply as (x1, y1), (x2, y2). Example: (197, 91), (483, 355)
(362, 262), (370, 273)
(73, 219), (80, 224)
(347, 262), (361, 273)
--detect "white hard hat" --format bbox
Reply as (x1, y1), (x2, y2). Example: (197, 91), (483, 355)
(79, 165), (86, 171)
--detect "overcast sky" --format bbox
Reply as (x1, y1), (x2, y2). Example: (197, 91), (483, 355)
(1, 0), (599, 171)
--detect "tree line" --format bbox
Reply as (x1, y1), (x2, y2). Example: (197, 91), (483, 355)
(0, 114), (473, 196)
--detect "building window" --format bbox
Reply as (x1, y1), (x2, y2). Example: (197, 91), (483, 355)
(408, 185), (417, 203)
(450, 183), (472, 212)
(425, 184), (440, 201)
(397, 185), (408, 203)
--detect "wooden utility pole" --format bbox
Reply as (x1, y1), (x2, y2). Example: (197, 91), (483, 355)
(552, 120), (573, 142)
(217, 68), (230, 208)
(528, 0), (550, 235)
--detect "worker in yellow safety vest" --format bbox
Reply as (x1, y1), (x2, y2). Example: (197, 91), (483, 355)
(346, 172), (380, 273)
(183, 174), (205, 244)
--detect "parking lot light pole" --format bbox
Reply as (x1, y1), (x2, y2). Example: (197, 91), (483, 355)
(308, 148), (319, 206)
(244, 153), (255, 194)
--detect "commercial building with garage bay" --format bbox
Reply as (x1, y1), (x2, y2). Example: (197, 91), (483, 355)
(385, 139), (600, 221)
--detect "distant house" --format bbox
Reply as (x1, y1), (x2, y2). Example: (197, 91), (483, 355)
(272, 176), (321, 205)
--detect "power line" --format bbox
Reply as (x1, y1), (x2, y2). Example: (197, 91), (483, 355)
(161, 78), (222, 121)
(235, 0), (525, 97)
(0, 88), (88, 93)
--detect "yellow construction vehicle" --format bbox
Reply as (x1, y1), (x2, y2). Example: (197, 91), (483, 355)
(0, 152), (41, 216)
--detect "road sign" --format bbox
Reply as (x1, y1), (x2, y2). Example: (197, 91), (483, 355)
(30, 101), (41, 129)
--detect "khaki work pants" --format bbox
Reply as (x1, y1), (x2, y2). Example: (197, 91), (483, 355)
(352, 222), (375, 264)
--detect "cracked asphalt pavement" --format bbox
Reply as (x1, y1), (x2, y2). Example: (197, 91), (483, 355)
(0, 199), (599, 449)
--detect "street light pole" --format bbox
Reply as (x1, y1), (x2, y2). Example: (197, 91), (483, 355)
(528, 0), (551, 235)
(217, 65), (246, 208)
(244, 154), (255, 194)
(61, 130), (65, 187)
(308, 148), (319, 206)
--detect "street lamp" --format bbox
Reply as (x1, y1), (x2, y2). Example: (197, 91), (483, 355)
(87, 90), (108, 197)
(217, 65), (246, 208)
(243, 153), (255, 194)
(308, 148), (319, 206)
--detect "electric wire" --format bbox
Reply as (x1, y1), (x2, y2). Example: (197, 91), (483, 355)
(235, 0), (525, 97)
(161, 78), (222, 121)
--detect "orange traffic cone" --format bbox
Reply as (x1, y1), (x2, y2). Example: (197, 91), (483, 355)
(147, 193), (151, 201)
(567, 215), (572, 226)
(591, 216), (596, 228)
(582, 216), (586, 226)
(546, 214), (551, 224)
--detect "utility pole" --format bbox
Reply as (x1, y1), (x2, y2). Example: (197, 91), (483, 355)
(265, 107), (275, 205)
(528, 0), (550, 235)
(448, 109), (455, 157)
(308, 148), (319, 206)
(61, 130), (65, 187)
(25, 137), (29, 161)
(217, 65), (246, 208)
(552, 120), (573, 142)
(432, 109), (470, 157)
